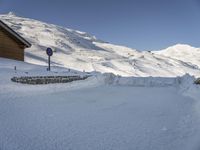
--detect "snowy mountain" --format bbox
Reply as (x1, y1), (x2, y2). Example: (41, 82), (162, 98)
(0, 13), (200, 77)
(154, 44), (200, 68)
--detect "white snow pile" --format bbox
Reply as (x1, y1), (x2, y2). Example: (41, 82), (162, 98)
(1, 13), (200, 77)
(103, 73), (200, 105)
(100, 72), (196, 88)
(102, 73), (179, 87)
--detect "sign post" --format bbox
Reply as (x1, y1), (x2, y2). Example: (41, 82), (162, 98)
(46, 48), (53, 71)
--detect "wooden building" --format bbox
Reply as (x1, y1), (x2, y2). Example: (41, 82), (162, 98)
(0, 20), (31, 61)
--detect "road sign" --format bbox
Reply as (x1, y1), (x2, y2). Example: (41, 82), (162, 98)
(46, 48), (53, 56)
(46, 48), (53, 71)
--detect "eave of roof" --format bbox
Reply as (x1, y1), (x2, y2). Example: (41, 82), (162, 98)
(0, 20), (31, 48)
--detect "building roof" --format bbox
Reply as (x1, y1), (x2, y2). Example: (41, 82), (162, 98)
(0, 20), (31, 48)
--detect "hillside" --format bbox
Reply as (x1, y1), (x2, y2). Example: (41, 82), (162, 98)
(0, 12), (200, 77)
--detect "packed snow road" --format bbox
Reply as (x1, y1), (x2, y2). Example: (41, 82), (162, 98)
(0, 85), (200, 150)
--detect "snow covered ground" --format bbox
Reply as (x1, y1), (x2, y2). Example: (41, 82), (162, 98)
(0, 58), (200, 150)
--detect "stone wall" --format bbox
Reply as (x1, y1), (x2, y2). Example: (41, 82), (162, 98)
(11, 75), (89, 85)
(194, 78), (200, 85)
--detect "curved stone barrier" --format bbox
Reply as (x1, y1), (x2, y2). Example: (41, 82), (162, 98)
(11, 75), (90, 85)
(194, 78), (200, 85)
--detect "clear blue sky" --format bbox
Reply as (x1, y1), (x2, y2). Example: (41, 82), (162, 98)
(1, 0), (200, 50)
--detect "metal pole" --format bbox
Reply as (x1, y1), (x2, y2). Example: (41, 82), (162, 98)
(48, 56), (50, 71)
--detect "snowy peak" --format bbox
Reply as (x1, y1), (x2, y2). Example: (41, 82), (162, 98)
(7, 11), (17, 17)
(169, 43), (195, 49)
(164, 44), (198, 52)
(158, 43), (199, 53)
(154, 44), (200, 69)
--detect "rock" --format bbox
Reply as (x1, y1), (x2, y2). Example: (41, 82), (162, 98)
(11, 75), (90, 85)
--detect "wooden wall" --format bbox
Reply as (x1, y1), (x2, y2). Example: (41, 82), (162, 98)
(0, 26), (25, 61)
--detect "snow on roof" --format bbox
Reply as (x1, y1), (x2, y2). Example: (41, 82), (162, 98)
(0, 19), (31, 48)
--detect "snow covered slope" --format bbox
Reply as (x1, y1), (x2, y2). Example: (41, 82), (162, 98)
(0, 12), (200, 77)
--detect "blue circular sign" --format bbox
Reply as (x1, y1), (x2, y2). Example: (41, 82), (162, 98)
(46, 48), (53, 56)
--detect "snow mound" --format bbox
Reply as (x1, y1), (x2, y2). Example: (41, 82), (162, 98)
(101, 73), (198, 88)
(102, 73), (178, 87)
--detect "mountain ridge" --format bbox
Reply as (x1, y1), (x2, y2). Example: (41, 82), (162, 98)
(0, 13), (200, 77)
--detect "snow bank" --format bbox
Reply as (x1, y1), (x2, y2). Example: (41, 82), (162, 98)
(99, 73), (199, 90)
(101, 73), (194, 87)
(178, 74), (200, 101)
